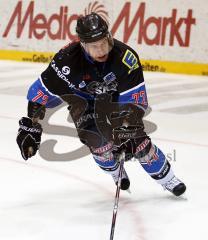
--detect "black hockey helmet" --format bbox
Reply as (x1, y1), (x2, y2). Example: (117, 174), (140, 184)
(76, 13), (109, 43)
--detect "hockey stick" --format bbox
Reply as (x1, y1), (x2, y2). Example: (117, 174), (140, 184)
(109, 151), (125, 240)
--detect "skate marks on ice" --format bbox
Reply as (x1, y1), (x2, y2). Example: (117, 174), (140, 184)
(145, 72), (208, 114)
(0, 154), (147, 240)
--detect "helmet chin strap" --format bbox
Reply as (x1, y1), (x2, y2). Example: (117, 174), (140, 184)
(107, 32), (114, 49)
(80, 42), (91, 58)
(80, 42), (95, 63)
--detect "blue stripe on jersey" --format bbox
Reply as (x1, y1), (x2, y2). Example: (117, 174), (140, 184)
(73, 88), (94, 100)
(27, 78), (63, 108)
(119, 82), (148, 109)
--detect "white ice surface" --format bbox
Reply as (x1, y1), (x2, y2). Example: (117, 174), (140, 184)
(0, 60), (208, 240)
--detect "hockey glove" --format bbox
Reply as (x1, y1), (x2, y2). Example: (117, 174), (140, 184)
(113, 126), (139, 161)
(16, 117), (42, 160)
(112, 125), (146, 161)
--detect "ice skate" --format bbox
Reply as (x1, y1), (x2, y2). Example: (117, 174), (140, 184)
(162, 176), (186, 196)
(112, 168), (130, 190)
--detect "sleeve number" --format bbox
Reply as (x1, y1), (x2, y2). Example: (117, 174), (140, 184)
(32, 90), (48, 105)
(132, 91), (147, 106)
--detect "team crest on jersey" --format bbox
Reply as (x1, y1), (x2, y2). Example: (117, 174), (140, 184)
(103, 72), (116, 82)
(79, 81), (86, 89)
(122, 49), (139, 74)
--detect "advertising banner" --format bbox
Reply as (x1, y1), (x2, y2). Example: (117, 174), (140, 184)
(0, 0), (207, 75)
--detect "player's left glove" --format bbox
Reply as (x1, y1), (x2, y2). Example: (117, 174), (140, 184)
(16, 117), (42, 160)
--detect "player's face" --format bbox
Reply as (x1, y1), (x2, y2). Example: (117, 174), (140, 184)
(84, 37), (110, 62)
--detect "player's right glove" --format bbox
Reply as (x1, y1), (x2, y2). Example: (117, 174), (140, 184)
(112, 125), (147, 161)
(16, 117), (42, 160)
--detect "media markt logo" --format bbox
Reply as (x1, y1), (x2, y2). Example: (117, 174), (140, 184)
(2, 1), (109, 41)
(3, 1), (196, 47)
(84, 1), (109, 24)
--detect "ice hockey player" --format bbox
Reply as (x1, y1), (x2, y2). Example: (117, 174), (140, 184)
(16, 12), (186, 196)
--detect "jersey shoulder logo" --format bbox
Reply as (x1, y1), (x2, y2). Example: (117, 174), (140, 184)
(122, 49), (139, 74)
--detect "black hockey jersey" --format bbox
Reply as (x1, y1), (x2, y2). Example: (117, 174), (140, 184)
(27, 39), (148, 146)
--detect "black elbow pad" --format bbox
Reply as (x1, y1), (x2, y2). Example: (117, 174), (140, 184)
(27, 101), (46, 120)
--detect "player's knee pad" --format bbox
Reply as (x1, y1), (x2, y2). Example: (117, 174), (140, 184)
(90, 142), (119, 172)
